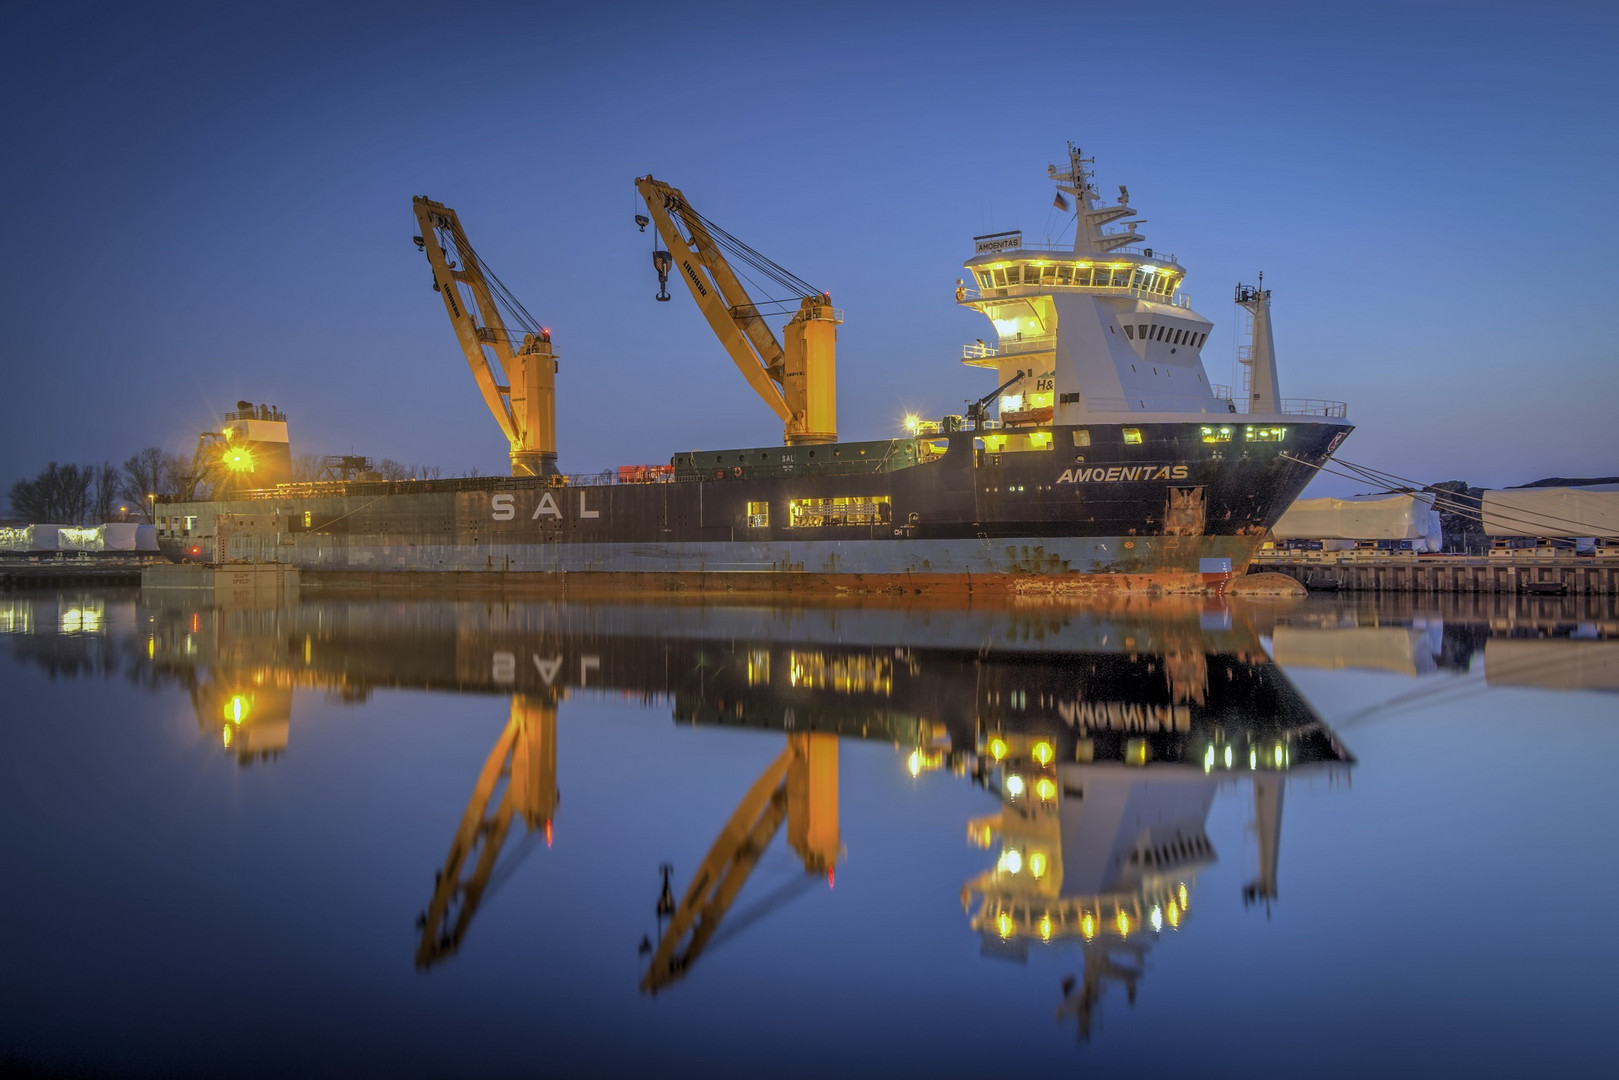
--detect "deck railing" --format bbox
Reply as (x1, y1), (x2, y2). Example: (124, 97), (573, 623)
(962, 335), (1056, 360)
(959, 282), (1191, 307)
(972, 239), (1183, 265)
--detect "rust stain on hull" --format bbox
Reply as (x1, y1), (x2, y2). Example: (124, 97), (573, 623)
(301, 567), (1234, 600)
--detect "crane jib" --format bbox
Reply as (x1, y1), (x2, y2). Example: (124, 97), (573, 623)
(681, 259), (708, 298)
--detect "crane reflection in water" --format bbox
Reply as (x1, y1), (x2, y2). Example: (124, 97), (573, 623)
(14, 591), (1612, 1041)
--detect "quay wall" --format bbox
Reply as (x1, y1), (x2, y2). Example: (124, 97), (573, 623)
(1251, 554), (1618, 595)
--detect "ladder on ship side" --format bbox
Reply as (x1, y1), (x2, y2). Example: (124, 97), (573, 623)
(1234, 306), (1255, 407)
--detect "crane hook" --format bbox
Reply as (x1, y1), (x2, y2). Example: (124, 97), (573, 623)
(652, 250), (672, 303)
(634, 214), (649, 232)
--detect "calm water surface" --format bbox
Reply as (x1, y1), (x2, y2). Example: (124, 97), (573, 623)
(2, 589), (1615, 1079)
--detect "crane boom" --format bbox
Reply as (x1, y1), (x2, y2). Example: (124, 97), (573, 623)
(413, 197), (559, 476)
(635, 177), (839, 445)
(641, 733), (838, 994)
(415, 693), (558, 969)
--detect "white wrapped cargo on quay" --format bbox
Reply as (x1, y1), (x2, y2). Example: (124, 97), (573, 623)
(98, 522), (158, 551)
(0, 523), (161, 553)
(0, 524), (64, 552)
(56, 526), (110, 552)
(1481, 485), (1619, 539)
(1271, 493), (1442, 549)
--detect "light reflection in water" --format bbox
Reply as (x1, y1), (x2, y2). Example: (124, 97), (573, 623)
(1, 589), (1615, 1062)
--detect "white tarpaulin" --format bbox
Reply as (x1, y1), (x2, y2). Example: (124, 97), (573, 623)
(1272, 493), (1439, 543)
(98, 523), (158, 551)
(1481, 485), (1619, 538)
(0, 524), (64, 552)
(57, 526), (105, 552)
(0, 523), (160, 553)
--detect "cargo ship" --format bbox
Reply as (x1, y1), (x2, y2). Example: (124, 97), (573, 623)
(155, 144), (1352, 593)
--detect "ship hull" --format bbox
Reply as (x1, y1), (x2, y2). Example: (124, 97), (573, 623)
(155, 420), (1350, 593)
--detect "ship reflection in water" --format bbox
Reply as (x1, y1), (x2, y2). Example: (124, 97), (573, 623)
(958, 648), (1350, 1040)
(1, 589), (1615, 1066)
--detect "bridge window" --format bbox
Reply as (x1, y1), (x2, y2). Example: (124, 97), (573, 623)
(746, 501), (770, 527)
(1123, 325), (1134, 340)
(1122, 428), (1143, 445)
(1056, 265), (1073, 285)
(788, 495), (892, 527)
(976, 271), (993, 288)
(1040, 265), (1056, 285)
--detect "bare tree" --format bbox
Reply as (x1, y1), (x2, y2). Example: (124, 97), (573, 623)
(375, 458), (414, 481)
(92, 462), (121, 521)
(290, 453), (323, 482)
(119, 447), (187, 521)
(8, 463), (96, 523)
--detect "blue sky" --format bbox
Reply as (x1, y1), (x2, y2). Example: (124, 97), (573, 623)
(1, 0), (1614, 495)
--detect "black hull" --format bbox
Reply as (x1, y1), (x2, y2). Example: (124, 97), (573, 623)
(155, 419), (1351, 583)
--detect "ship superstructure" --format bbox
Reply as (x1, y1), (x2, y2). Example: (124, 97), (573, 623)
(959, 143), (1329, 436)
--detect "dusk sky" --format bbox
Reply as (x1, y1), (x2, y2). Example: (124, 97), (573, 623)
(2, 0), (1614, 497)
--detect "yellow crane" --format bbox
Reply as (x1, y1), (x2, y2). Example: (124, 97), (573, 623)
(413, 197), (559, 477)
(634, 177), (840, 446)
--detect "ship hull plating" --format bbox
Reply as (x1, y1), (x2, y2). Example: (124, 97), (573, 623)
(156, 421), (1350, 592)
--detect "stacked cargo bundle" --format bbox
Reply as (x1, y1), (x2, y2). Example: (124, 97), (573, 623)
(0, 524), (64, 552)
(0, 523), (160, 554)
(1482, 485), (1619, 553)
(1270, 493), (1443, 552)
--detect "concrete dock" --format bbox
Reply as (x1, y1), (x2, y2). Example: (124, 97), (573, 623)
(1252, 553), (1618, 595)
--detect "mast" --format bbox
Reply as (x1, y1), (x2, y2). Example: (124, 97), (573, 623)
(1047, 142), (1146, 255)
(1235, 275), (1283, 414)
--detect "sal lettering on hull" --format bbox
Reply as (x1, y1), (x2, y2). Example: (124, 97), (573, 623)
(492, 651), (601, 688)
(488, 492), (603, 522)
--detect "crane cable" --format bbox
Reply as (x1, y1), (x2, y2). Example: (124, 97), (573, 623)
(667, 199), (824, 316)
(434, 220), (544, 342)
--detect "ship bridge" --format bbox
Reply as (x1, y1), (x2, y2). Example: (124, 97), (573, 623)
(955, 144), (1346, 445)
